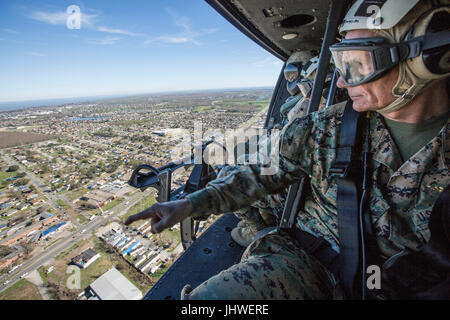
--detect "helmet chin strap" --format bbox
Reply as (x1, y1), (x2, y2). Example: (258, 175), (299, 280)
(376, 82), (429, 115)
(376, 61), (439, 115)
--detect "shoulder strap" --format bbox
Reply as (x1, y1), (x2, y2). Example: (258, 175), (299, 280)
(281, 99), (368, 299)
(331, 100), (365, 299)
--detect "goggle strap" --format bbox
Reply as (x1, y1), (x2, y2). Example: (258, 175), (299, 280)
(405, 30), (450, 59)
(373, 47), (402, 70)
(374, 30), (450, 70)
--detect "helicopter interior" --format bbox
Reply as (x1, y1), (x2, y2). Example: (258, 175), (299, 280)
(135, 0), (352, 300)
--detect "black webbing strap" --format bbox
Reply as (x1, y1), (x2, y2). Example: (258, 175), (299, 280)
(331, 100), (364, 299)
(330, 100), (361, 178)
(285, 228), (340, 276)
(253, 226), (340, 277)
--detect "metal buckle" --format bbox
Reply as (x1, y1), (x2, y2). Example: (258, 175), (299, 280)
(330, 146), (353, 178)
(329, 164), (349, 178)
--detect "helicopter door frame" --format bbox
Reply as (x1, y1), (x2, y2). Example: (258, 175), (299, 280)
(264, 62), (291, 130)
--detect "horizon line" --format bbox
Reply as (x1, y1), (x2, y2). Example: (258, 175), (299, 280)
(0, 85), (275, 105)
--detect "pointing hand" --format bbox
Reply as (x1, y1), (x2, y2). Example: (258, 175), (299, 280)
(124, 199), (192, 234)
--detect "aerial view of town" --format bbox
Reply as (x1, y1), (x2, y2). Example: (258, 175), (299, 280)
(0, 88), (272, 300)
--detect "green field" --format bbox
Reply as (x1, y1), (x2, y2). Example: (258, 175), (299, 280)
(56, 199), (70, 209)
(77, 214), (89, 225)
(0, 171), (16, 183)
(0, 279), (42, 300)
(66, 188), (89, 202)
(193, 105), (213, 112)
(101, 197), (125, 212)
(121, 195), (157, 224)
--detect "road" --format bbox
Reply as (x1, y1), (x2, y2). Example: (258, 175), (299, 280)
(0, 183), (153, 293)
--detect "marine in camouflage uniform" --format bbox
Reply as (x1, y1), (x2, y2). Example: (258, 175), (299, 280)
(211, 59), (327, 238)
(182, 102), (449, 299)
(212, 95), (304, 234)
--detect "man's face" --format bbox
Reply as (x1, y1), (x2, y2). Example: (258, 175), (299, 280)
(336, 30), (399, 112)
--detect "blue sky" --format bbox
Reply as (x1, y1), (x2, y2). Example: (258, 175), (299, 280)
(0, 0), (283, 103)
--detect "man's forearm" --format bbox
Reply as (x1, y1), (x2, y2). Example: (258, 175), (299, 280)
(186, 113), (317, 219)
(187, 158), (306, 219)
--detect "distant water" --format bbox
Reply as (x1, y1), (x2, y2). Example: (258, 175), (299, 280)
(69, 117), (106, 121)
(0, 87), (274, 113)
(0, 95), (123, 112)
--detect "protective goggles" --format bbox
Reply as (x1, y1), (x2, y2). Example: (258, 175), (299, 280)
(284, 62), (302, 82)
(329, 37), (404, 86)
(330, 31), (450, 86)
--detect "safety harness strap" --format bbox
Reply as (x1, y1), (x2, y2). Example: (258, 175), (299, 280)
(331, 100), (364, 299)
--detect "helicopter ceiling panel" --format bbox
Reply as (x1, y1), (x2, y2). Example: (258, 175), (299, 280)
(206, 0), (333, 61)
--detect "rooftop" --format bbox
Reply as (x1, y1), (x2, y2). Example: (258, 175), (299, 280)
(89, 267), (143, 300)
(71, 248), (98, 266)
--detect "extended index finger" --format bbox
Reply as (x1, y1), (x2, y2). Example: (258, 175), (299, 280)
(124, 206), (156, 226)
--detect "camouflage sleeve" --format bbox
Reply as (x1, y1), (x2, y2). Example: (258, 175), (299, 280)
(187, 113), (316, 219)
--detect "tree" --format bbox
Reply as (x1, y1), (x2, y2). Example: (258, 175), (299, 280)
(16, 172), (26, 178)
(15, 178), (29, 186)
(41, 164), (50, 174)
(22, 242), (34, 255)
(0, 246), (13, 259)
(7, 165), (19, 172)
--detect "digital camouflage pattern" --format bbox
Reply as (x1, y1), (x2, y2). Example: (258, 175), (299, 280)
(214, 165), (278, 232)
(187, 101), (449, 287)
(287, 97), (310, 124)
(183, 230), (344, 300)
(209, 95), (311, 233)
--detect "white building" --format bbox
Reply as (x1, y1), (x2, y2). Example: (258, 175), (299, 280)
(88, 267), (143, 300)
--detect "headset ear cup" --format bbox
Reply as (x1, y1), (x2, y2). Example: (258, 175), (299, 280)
(422, 10), (450, 75)
(423, 48), (450, 75)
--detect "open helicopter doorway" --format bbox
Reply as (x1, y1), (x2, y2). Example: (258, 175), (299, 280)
(127, 0), (350, 300)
